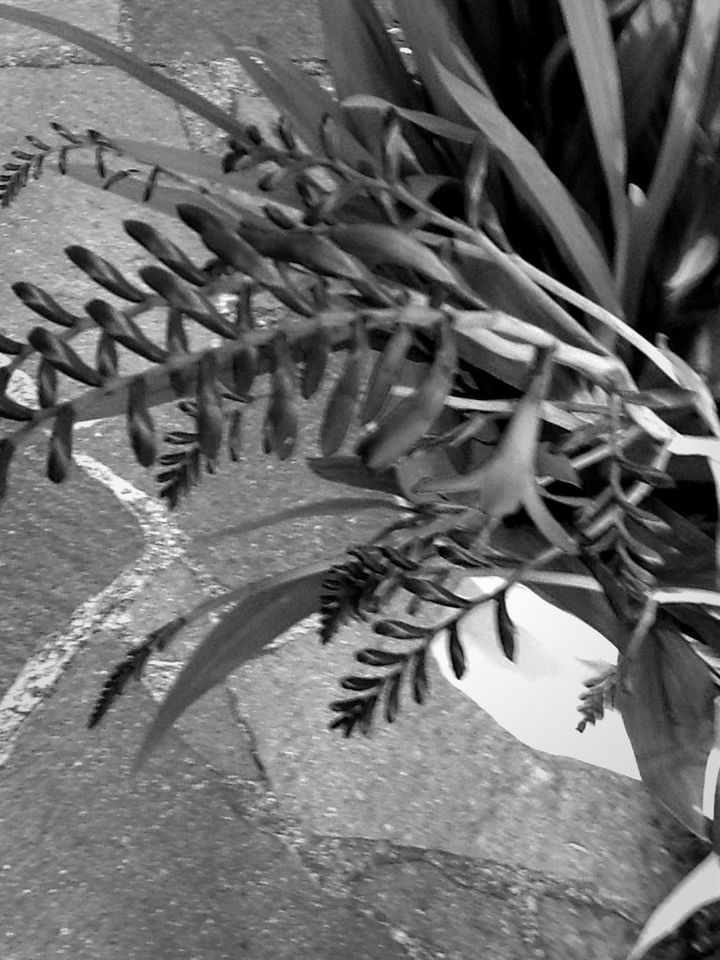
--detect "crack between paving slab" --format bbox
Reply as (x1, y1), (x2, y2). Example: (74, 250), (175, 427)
(296, 833), (648, 931)
(224, 685), (271, 787)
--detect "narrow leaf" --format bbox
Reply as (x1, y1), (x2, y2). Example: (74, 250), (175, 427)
(558, 0), (628, 268)
(430, 60), (620, 313)
(360, 318), (456, 470)
(624, 0), (720, 320)
(360, 322), (413, 424)
(134, 564), (329, 771)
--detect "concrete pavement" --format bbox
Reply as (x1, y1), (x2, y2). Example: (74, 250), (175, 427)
(0, 2), (707, 958)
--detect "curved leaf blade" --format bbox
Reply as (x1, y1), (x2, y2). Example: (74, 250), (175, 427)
(430, 60), (621, 313)
(133, 564), (329, 771)
(558, 0), (628, 272)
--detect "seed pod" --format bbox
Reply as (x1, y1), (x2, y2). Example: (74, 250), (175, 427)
(232, 345), (257, 398)
(123, 220), (206, 286)
(359, 318), (456, 470)
(165, 308), (188, 355)
(411, 648), (428, 705)
(228, 408), (243, 462)
(0, 332), (24, 355)
(374, 619), (430, 640)
(360, 321), (412, 424)
(195, 354), (223, 462)
(12, 282), (79, 327)
(94, 331), (118, 381)
(142, 165), (161, 203)
(464, 136), (489, 230)
(37, 358), (58, 408)
(27, 327), (103, 387)
(0, 437), (15, 500)
(448, 622), (466, 678)
(46, 402), (74, 483)
(495, 592), (515, 661)
(276, 115), (297, 152)
(126, 377), (156, 467)
(320, 347), (361, 457)
(263, 334), (298, 460)
(57, 145), (69, 175)
(0, 394), (34, 421)
(401, 576), (472, 609)
(384, 672), (402, 724)
(85, 299), (168, 364)
(263, 204), (296, 230)
(301, 325), (331, 400)
(139, 266), (235, 339)
(65, 245), (146, 303)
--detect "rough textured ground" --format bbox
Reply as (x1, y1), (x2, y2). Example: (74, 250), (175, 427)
(0, 2), (708, 959)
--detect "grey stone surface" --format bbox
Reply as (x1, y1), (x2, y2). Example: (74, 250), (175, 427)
(0, 445), (142, 697)
(0, 634), (409, 960)
(125, 0), (325, 63)
(537, 898), (648, 960)
(0, 15), (708, 960)
(223, 616), (686, 915)
(0, 0), (119, 62)
(357, 858), (531, 960)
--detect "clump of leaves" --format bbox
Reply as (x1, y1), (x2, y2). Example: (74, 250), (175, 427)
(2, 2), (720, 954)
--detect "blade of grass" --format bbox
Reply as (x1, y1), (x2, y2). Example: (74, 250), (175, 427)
(623, 0), (720, 322)
(558, 0), (629, 279)
(0, 5), (247, 141)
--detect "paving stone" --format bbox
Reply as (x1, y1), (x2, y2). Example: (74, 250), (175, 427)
(125, 0), (325, 63)
(356, 859), (531, 960)
(224, 614), (686, 916)
(536, 897), (676, 960)
(0, 444), (142, 697)
(0, 636), (410, 960)
(0, 0), (119, 62)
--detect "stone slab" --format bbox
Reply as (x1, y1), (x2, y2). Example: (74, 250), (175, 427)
(224, 613), (686, 916)
(125, 0), (325, 64)
(0, 1), (119, 63)
(0, 634), (409, 960)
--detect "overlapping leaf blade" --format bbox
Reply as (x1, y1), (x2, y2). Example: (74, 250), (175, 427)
(558, 0), (628, 272)
(134, 564), (330, 771)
